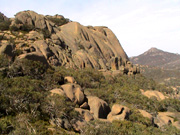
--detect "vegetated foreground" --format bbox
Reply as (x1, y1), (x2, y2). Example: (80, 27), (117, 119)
(0, 57), (180, 134)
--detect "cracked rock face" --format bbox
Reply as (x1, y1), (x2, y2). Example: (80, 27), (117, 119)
(0, 10), (139, 74)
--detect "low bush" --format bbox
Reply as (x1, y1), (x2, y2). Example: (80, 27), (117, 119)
(0, 58), (179, 134)
(0, 20), (11, 31)
(9, 18), (35, 32)
(7, 59), (48, 79)
(0, 54), (10, 68)
(81, 120), (180, 135)
(47, 16), (69, 26)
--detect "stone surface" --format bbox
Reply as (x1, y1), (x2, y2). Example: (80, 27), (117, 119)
(17, 52), (49, 65)
(64, 76), (76, 84)
(111, 104), (124, 115)
(80, 102), (89, 109)
(27, 31), (44, 40)
(138, 109), (153, 120)
(1, 10), (140, 75)
(154, 112), (180, 129)
(107, 104), (130, 122)
(87, 96), (111, 119)
(11, 10), (58, 33)
(50, 88), (65, 96)
(140, 89), (168, 101)
(61, 83), (85, 105)
(33, 40), (53, 59)
(75, 87), (85, 105)
(75, 108), (94, 122)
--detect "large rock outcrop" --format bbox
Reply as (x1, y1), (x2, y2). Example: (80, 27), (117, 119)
(0, 10), (139, 75)
(140, 89), (169, 101)
(11, 10), (59, 33)
(56, 22), (129, 70)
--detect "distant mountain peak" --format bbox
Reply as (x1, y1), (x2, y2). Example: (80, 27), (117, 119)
(143, 47), (162, 55)
(130, 47), (180, 70)
(148, 47), (159, 52)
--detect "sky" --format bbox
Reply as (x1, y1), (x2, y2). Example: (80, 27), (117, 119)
(0, 0), (180, 57)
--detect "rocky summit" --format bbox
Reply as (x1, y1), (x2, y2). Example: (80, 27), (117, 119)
(0, 10), (139, 75)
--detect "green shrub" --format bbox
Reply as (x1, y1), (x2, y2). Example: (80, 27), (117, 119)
(0, 117), (13, 134)
(81, 120), (179, 135)
(10, 18), (35, 32)
(0, 20), (11, 31)
(7, 59), (48, 79)
(47, 16), (69, 26)
(43, 68), (64, 89)
(129, 109), (152, 126)
(41, 29), (51, 39)
(20, 24), (35, 31)
(158, 98), (180, 112)
(0, 54), (10, 68)
(42, 94), (79, 121)
(0, 58), (179, 134)
(14, 49), (23, 56)
(0, 76), (47, 116)
(10, 113), (51, 135)
(9, 25), (19, 31)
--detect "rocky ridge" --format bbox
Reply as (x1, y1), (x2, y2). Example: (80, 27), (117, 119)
(0, 10), (139, 75)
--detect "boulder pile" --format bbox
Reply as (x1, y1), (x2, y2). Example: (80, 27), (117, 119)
(50, 76), (130, 131)
(49, 76), (180, 131)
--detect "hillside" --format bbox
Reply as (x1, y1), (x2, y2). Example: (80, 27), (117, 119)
(130, 47), (180, 70)
(0, 10), (139, 75)
(0, 11), (180, 134)
(130, 48), (180, 97)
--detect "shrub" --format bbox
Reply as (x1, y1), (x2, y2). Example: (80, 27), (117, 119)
(14, 49), (23, 56)
(9, 25), (19, 31)
(20, 24), (35, 32)
(43, 68), (64, 89)
(10, 18), (35, 32)
(158, 98), (180, 112)
(41, 94), (79, 121)
(0, 54), (10, 68)
(0, 117), (13, 134)
(0, 20), (11, 31)
(0, 76), (47, 116)
(81, 120), (180, 135)
(41, 29), (51, 39)
(47, 16), (69, 26)
(10, 113), (51, 135)
(0, 58), (179, 134)
(7, 59), (48, 79)
(129, 109), (152, 126)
